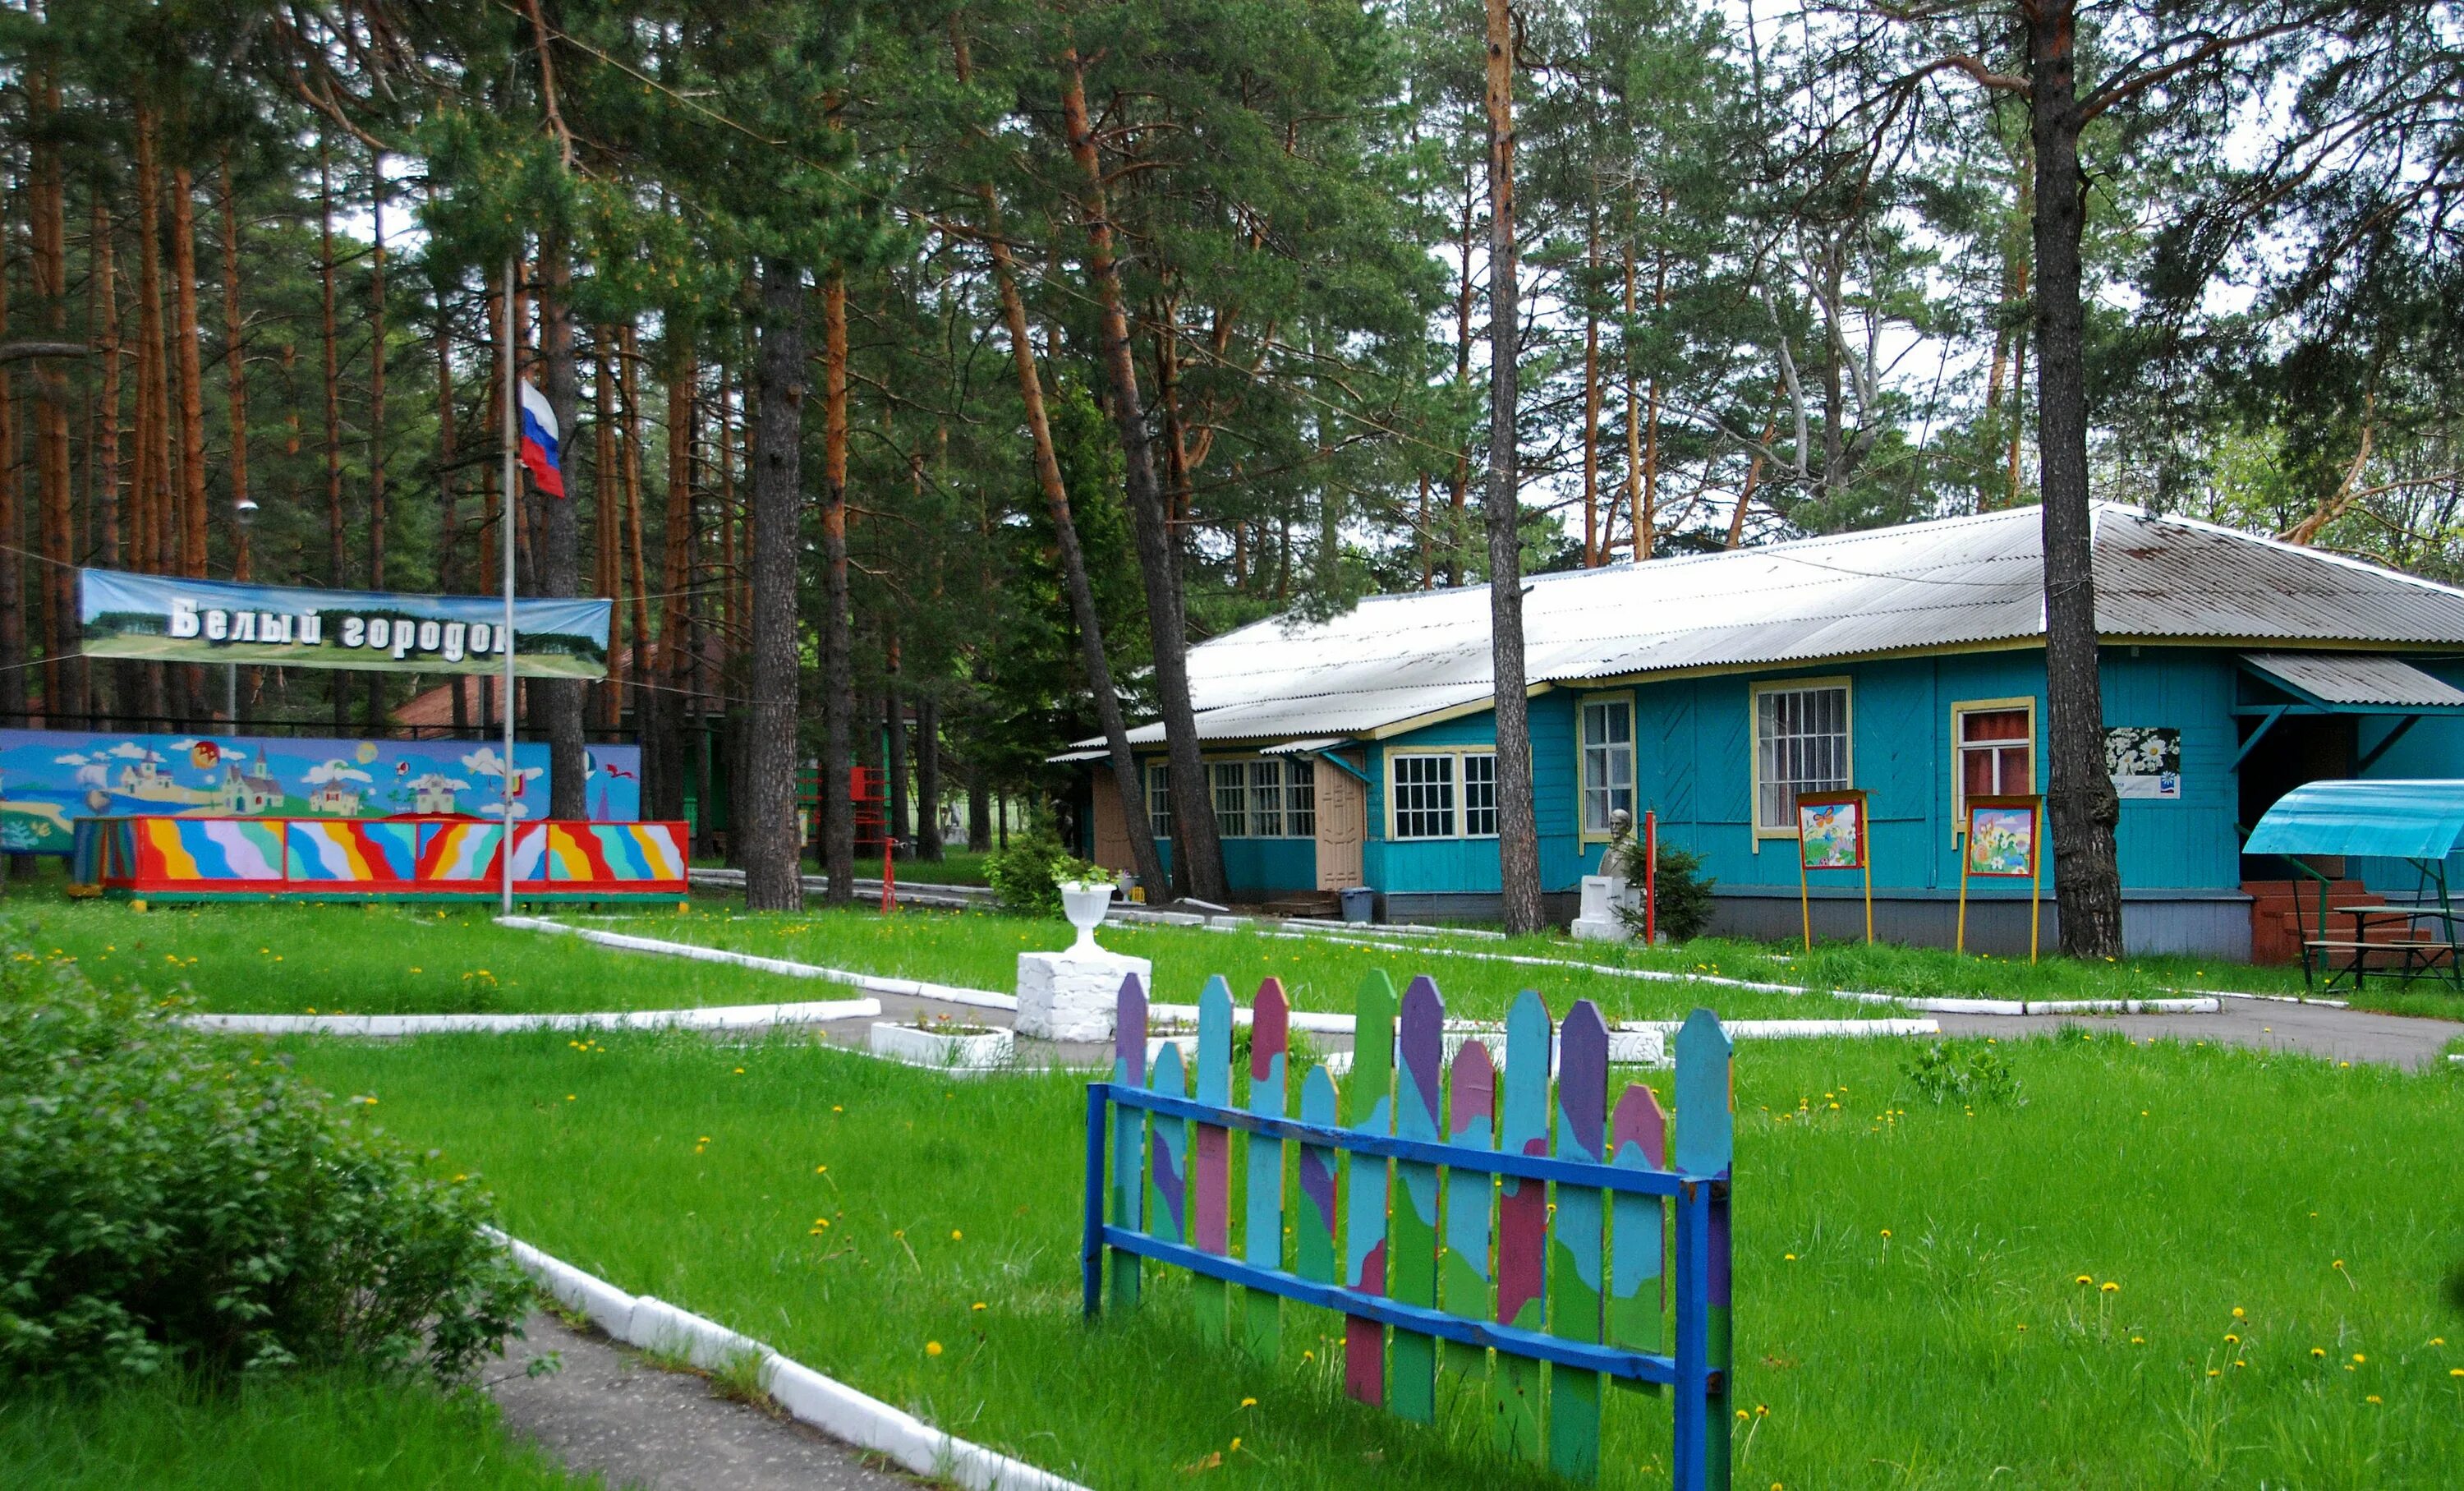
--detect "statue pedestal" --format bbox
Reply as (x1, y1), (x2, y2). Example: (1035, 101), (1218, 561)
(1015, 949), (1152, 1042)
(1570, 873), (1634, 944)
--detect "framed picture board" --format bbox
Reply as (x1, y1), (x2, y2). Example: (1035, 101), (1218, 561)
(1958, 794), (2043, 960)
(1795, 791), (1868, 872)
(1964, 795), (2041, 878)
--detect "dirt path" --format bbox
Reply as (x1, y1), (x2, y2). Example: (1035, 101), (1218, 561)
(1937, 994), (2460, 1069)
(485, 1311), (918, 1491)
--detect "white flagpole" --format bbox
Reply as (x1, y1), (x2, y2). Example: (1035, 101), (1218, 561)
(501, 257), (519, 917)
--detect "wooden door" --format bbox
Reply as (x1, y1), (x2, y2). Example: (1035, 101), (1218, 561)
(1316, 762), (1366, 890)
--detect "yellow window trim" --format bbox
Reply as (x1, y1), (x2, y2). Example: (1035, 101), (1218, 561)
(1574, 689), (1639, 844)
(1380, 744), (1500, 842)
(1948, 695), (2039, 840)
(1749, 675), (1855, 848)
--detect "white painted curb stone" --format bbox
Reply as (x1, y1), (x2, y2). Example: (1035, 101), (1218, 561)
(868, 1021), (1015, 1074)
(182, 998), (882, 1038)
(494, 1231), (1090, 1491)
(503, 916), (1018, 1011)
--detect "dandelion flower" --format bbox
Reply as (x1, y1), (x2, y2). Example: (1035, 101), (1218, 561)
(2075, 1275), (2094, 1286)
(1783, 1254), (1796, 1262)
(926, 1341), (943, 1357)
(1239, 1397), (1256, 1408)
(1228, 1438), (1242, 1453)
(2354, 1353), (2366, 1364)
(2365, 1394), (2381, 1404)
(1735, 1409), (1751, 1421)
(951, 1229), (963, 1240)
(2101, 1282), (2120, 1293)
(972, 1302), (986, 1311)
(1879, 1229), (1892, 1239)
(2225, 1334), (2240, 1345)
(2232, 1307), (2246, 1319)
(566, 1094), (577, 1102)
(2311, 1348), (2327, 1359)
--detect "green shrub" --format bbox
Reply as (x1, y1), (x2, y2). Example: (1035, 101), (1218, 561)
(1901, 1041), (2022, 1107)
(1611, 838), (1719, 943)
(986, 835), (1104, 918)
(0, 952), (527, 1384)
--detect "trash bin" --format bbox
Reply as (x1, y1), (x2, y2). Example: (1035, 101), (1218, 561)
(1340, 886), (1377, 924)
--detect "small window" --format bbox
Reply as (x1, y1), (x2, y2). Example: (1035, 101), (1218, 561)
(1391, 754), (1456, 840)
(1956, 705), (2032, 818)
(1463, 752), (1498, 837)
(1755, 683), (1850, 832)
(1285, 758), (1316, 838)
(1147, 763), (1172, 840)
(1581, 698), (1635, 836)
(1211, 762), (1249, 839)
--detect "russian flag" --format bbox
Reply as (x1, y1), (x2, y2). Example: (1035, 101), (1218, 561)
(517, 380), (566, 498)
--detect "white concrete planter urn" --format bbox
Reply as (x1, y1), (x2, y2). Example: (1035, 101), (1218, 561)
(1057, 879), (1115, 953)
(867, 1019), (1014, 1073)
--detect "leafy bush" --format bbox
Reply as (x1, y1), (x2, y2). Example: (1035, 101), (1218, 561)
(1902, 1041), (2023, 1107)
(0, 951), (527, 1383)
(1611, 838), (1719, 943)
(986, 835), (1105, 918)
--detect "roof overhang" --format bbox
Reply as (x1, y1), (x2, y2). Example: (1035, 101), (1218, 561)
(2237, 652), (2464, 714)
(2243, 779), (2464, 861)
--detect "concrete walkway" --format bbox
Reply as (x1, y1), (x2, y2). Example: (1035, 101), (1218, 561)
(1936, 994), (2461, 1069)
(488, 1311), (917, 1491)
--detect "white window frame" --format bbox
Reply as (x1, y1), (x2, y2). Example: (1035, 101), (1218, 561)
(1170, 756), (1317, 840)
(1950, 697), (2036, 836)
(1386, 750), (1460, 840)
(1579, 693), (1637, 842)
(1750, 678), (1853, 840)
(1461, 751), (1499, 839)
(1285, 757), (1317, 839)
(1146, 762), (1173, 840)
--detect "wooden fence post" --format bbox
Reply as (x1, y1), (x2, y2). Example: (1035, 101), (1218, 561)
(1342, 970), (1398, 1406)
(1675, 1008), (1735, 1491)
(1110, 973), (1149, 1310)
(1549, 1001), (1611, 1479)
(1388, 974), (1446, 1423)
(1493, 989), (1552, 1460)
(1441, 1039), (1496, 1379)
(1192, 976), (1234, 1340)
(1609, 1081), (1669, 1394)
(1242, 978), (1289, 1363)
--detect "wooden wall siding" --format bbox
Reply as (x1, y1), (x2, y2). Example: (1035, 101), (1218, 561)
(1363, 692), (1581, 895)
(1088, 977), (1738, 1488)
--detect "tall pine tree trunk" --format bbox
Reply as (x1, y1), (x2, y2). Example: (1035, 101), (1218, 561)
(1579, 209), (1601, 567)
(656, 338), (696, 823)
(32, 76), (74, 722)
(1483, 0), (1543, 934)
(743, 256), (807, 911)
(0, 239), (21, 729)
(1446, 168), (1476, 587)
(2027, 0), (2122, 959)
(133, 107), (172, 726)
(885, 640), (908, 850)
(537, 236), (586, 820)
(218, 158), (250, 583)
(968, 149), (1170, 897)
(364, 154), (388, 730)
(916, 691), (942, 860)
(93, 193), (127, 725)
(319, 141), (347, 730)
(437, 280), (463, 733)
(618, 324), (656, 806)
(1060, 52), (1226, 904)
(595, 328), (621, 729)
(818, 273), (855, 904)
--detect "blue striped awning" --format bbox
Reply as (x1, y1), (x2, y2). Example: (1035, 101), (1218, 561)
(2243, 780), (2464, 860)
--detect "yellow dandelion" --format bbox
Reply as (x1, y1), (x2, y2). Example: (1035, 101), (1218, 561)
(1783, 1254), (1796, 1262)
(2225, 1334), (2240, 1345)
(2354, 1353), (2367, 1364)
(926, 1341), (943, 1357)
(951, 1229), (963, 1240)
(2365, 1394), (2381, 1405)
(2101, 1282), (2120, 1293)
(972, 1302), (986, 1312)
(2075, 1275), (2094, 1286)
(1227, 1437), (1242, 1453)
(1239, 1397), (1256, 1408)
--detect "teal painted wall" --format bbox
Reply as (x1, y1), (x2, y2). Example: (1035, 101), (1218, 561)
(1134, 756), (1319, 900)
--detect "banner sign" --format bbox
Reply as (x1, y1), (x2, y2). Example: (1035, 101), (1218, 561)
(0, 728), (641, 854)
(78, 569), (610, 678)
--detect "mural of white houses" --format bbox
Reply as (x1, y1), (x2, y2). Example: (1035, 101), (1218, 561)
(1066, 504), (2464, 959)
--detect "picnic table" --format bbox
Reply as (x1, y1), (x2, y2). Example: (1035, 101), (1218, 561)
(2243, 780), (2464, 995)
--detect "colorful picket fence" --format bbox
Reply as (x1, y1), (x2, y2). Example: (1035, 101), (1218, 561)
(1083, 970), (1735, 1489)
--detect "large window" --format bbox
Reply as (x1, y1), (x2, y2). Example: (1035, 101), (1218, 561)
(1284, 758), (1316, 838)
(1463, 752), (1498, 837)
(1754, 683), (1850, 833)
(1211, 762), (1250, 839)
(1391, 753), (1457, 840)
(1955, 702), (2033, 822)
(1146, 763), (1172, 840)
(1581, 697), (1635, 837)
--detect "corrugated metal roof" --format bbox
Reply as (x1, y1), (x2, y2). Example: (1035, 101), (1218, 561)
(1099, 504), (2464, 748)
(2243, 653), (2464, 709)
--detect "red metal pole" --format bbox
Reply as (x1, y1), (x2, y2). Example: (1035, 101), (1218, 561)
(1643, 808), (1657, 946)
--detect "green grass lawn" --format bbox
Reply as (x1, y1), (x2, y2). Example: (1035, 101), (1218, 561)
(0, 1370), (593, 1490)
(283, 1024), (2464, 1491)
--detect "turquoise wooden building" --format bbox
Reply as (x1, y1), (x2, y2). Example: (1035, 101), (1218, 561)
(1071, 505), (2464, 958)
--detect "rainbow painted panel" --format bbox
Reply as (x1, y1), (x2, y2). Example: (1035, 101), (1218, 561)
(286, 820), (417, 882)
(417, 822), (502, 882)
(575, 823), (684, 882)
(136, 817), (285, 882)
(509, 823), (549, 881)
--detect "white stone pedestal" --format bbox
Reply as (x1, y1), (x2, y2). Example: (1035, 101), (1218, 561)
(1015, 950), (1152, 1043)
(1570, 873), (1634, 943)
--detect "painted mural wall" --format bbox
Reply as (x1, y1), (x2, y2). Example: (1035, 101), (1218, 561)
(0, 729), (641, 854)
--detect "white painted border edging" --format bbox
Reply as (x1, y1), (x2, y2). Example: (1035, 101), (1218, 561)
(493, 1230), (1089, 1491)
(503, 916), (1018, 1012)
(182, 998), (882, 1038)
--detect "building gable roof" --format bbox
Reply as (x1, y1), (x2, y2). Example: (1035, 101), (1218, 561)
(1115, 504), (2464, 747)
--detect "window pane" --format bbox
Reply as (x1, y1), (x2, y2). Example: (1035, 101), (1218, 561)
(1286, 759), (1315, 837)
(1998, 746), (2030, 795)
(1248, 761), (1283, 839)
(1464, 753), (1498, 836)
(1147, 764), (1171, 840)
(1391, 754), (1455, 839)
(1962, 708), (2030, 743)
(1211, 762), (1248, 839)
